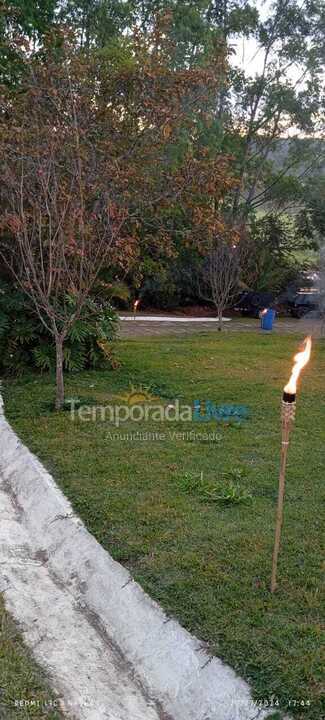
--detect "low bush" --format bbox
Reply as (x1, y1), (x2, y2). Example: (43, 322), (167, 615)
(0, 280), (119, 375)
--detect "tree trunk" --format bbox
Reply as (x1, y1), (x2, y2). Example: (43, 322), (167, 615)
(218, 309), (223, 332)
(55, 334), (65, 410)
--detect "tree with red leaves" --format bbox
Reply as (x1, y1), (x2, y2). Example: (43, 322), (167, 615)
(0, 25), (233, 408)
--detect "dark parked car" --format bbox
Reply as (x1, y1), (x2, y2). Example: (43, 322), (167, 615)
(289, 291), (320, 318)
(234, 291), (275, 318)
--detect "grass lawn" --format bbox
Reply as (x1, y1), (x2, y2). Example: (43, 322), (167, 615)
(0, 597), (63, 718)
(3, 331), (325, 720)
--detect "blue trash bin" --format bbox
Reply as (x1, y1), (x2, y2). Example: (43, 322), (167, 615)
(261, 308), (276, 331)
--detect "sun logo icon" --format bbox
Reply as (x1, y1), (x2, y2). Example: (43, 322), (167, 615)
(115, 385), (159, 406)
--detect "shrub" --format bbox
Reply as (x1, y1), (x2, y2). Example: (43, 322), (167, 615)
(0, 280), (119, 375)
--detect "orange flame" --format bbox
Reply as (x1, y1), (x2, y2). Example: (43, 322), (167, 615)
(134, 300), (140, 310)
(261, 308), (268, 316)
(284, 336), (312, 395)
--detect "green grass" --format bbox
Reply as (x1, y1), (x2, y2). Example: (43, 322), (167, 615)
(0, 597), (63, 718)
(3, 332), (325, 719)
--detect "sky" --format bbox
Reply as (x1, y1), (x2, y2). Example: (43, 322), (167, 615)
(231, 0), (302, 83)
(231, 0), (271, 74)
(229, 0), (323, 136)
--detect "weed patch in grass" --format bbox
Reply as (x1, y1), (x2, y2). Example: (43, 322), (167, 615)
(177, 469), (253, 505)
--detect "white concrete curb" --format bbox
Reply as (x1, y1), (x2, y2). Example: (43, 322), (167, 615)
(0, 393), (279, 720)
(119, 316), (231, 322)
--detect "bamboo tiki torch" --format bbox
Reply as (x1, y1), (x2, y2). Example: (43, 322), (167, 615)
(270, 336), (312, 593)
(133, 299), (140, 320)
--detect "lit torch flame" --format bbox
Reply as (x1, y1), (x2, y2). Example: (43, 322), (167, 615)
(261, 308), (268, 317)
(284, 336), (312, 396)
(134, 300), (140, 311)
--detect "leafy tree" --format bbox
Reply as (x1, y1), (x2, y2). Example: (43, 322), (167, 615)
(0, 24), (231, 407)
(0, 0), (57, 85)
(241, 212), (317, 293)
(318, 245), (325, 334)
(58, 0), (135, 49)
(132, 2), (325, 222)
(2, 1), (322, 313)
(224, 0), (325, 220)
(300, 175), (325, 237)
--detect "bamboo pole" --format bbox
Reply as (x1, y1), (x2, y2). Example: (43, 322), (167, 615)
(270, 401), (295, 593)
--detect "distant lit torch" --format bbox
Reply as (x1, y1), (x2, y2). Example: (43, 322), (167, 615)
(133, 299), (140, 320)
(271, 336), (312, 592)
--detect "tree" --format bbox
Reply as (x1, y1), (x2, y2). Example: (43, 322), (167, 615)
(240, 213), (317, 294)
(300, 175), (325, 237)
(0, 26), (230, 407)
(133, 2), (325, 222)
(100, 0), (325, 236)
(0, 0), (57, 85)
(224, 0), (325, 221)
(199, 236), (241, 330)
(0, 51), (129, 408)
(58, 0), (135, 49)
(318, 246), (325, 336)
